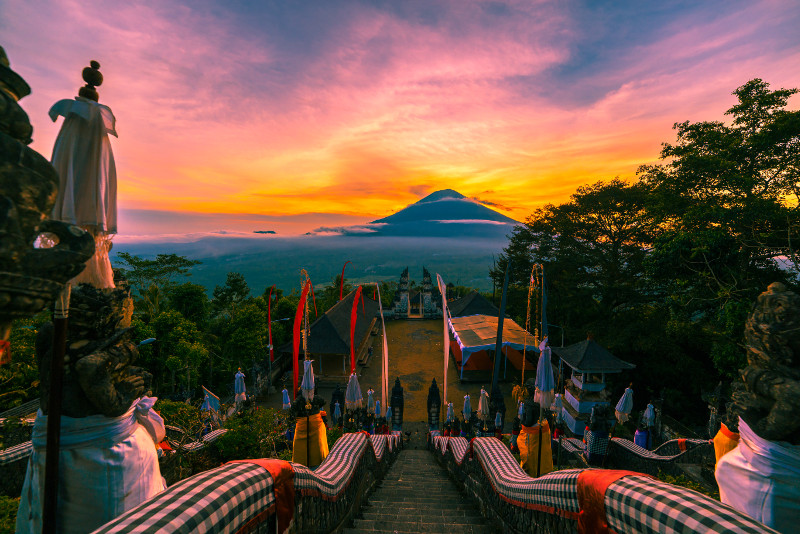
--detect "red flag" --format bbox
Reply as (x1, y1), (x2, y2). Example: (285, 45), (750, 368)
(340, 261), (351, 301)
(267, 286), (274, 362)
(349, 285), (363, 373)
(293, 279), (312, 399)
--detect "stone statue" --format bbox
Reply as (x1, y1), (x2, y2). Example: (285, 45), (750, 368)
(733, 282), (800, 444)
(36, 283), (148, 417)
(0, 46), (94, 363)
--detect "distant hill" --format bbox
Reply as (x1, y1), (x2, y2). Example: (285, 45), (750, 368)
(314, 189), (518, 238)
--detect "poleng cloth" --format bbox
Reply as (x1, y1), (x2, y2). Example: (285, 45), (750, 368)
(518, 420), (553, 477)
(716, 418), (800, 533)
(227, 459), (294, 534)
(577, 470), (653, 534)
(713, 423), (740, 467)
(16, 397), (165, 534)
(292, 412), (329, 467)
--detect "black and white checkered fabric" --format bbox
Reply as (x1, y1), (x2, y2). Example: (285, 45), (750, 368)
(432, 435), (470, 465)
(201, 429), (228, 443)
(176, 429), (229, 452)
(470, 437), (582, 515)
(293, 432), (370, 499)
(605, 474), (779, 534)
(0, 440), (32, 465)
(0, 399), (40, 419)
(611, 437), (706, 461)
(584, 429), (609, 456)
(92, 462), (275, 533)
(555, 437), (585, 454)
(370, 435), (386, 460)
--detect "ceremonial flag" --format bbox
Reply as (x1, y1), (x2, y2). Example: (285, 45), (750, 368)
(349, 285), (364, 373)
(436, 274), (449, 405)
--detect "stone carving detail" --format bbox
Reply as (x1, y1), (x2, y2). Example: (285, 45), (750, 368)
(36, 284), (150, 417)
(0, 46), (94, 363)
(733, 282), (800, 444)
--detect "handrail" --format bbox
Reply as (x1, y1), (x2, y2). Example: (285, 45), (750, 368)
(92, 431), (402, 533)
(431, 434), (778, 534)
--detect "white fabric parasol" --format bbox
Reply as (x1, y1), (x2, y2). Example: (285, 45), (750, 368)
(345, 372), (363, 411)
(615, 387), (634, 423)
(477, 387), (490, 421)
(534, 343), (555, 410)
(300, 360), (315, 403)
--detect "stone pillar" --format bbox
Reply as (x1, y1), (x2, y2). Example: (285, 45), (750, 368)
(422, 267), (434, 317)
(427, 378), (441, 430)
(391, 377), (404, 430)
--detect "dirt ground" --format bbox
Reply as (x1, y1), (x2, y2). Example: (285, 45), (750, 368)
(258, 319), (523, 431)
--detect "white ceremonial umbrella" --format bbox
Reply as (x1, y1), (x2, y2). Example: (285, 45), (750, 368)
(234, 369), (247, 403)
(534, 344), (555, 411)
(462, 394), (471, 421)
(345, 372), (363, 411)
(477, 387), (491, 422)
(300, 360), (315, 404)
(367, 388), (375, 414)
(615, 386), (634, 424)
(281, 388), (291, 410)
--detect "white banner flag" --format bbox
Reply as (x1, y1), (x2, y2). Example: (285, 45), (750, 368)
(436, 274), (449, 404)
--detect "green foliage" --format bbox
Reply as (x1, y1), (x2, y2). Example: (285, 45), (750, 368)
(166, 282), (210, 324)
(0, 313), (48, 412)
(215, 408), (293, 462)
(154, 399), (205, 434)
(657, 470), (720, 500)
(211, 272), (251, 317)
(150, 311), (209, 394)
(0, 496), (19, 534)
(116, 253), (201, 319)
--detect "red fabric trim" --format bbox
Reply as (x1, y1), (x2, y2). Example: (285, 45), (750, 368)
(234, 503), (276, 534)
(577, 470), (652, 534)
(340, 261), (351, 301)
(719, 423), (740, 441)
(0, 340), (10, 365)
(678, 438), (687, 452)
(227, 459), (295, 533)
(350, 286), (363, 373)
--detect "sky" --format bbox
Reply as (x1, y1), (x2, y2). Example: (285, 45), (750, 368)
(3, 0), (799, 238)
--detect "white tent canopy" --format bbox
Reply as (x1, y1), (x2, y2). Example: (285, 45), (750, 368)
(448, 314), (538, 377)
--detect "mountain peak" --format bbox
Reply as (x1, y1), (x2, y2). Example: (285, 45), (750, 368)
(416, 189), (466, 204)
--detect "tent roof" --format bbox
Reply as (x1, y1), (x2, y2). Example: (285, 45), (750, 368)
(551, 338), (635, 373)
(448, 314), (536, 358)
(278, 288), (379, 356)
(447, 291), (499, 318)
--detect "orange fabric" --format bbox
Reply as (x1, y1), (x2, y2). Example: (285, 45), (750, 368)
(227, 459), (295, 534)
(577, 470), (652, 534)
(678, 438), (687, 452)
(292, 412), (329, 467)
(518, 421), (553, 477)
(157, 440), (173, 451)
(713, 423), (740, 467)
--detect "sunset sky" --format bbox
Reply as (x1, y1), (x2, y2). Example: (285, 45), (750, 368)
(3, 0), (799, 238)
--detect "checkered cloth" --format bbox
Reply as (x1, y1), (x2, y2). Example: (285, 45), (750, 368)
(0, 399), (40, 419)
(370, 435), (387, 461)
(0, 440), (32, 465)
(585, 429), (609, 458)
(432, 436), (470, 465)
(293, 432), (370, 500)
(605, 474), (779, 534)
(470, 437), (582, 516)
(611, 437), (707, 461)
(554, 437), (585, 454)
(92, 462), (275, 533)
(201, 429), (228, 443)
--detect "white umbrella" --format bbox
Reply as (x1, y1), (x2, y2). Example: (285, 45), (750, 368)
(234, 369), (247, 403)
(385, 406), (392, 424)
(534, 344), (555, 410)
(333, 401), (341, 424)
(375, 400), (381, 418)
(300, 360), (315, 404)
(615, 386), (634, 423)
(477, 387), (491, 422)
(494, 412), (502, 430)
(462, 394), (471, 421)
(367, 388), (375, 414)
(643, 403), (655, 426)
(49, 61), (118, 289)
(446, 402), (454, 423)
(281, 388), (291, 410)
(552, 393), (564, 423)
(345, 372), (363, 411)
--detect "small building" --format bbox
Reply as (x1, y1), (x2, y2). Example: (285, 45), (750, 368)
(277, 289), (380, 379)
(551, 337), (635, 436)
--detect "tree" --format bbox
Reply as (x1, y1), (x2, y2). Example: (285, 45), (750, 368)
(166, 282), (210, 324)
(149, 310), (209, 395)
(639, 78), (800, 377)
(492, 178), (654, 330)
(116, 253), (201, 319)
(211, 272), (251, 317)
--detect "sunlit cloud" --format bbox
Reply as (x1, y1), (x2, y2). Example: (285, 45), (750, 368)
(3, 0), (798, 235)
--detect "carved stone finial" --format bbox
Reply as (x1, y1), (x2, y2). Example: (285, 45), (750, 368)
(78, 60), (103, 102)
(732, 283), (800, 443)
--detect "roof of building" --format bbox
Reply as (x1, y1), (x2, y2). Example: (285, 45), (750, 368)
(278, 288), (380, 356)
(447, 290), (499, 318)
(551, 338), (635, 373)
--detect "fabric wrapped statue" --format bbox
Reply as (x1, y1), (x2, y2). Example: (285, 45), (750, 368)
(16, 285), (164, 533)
(48, 61), (118, 289)
(290, 387), (328, 468)
(517, 398), (553, 477)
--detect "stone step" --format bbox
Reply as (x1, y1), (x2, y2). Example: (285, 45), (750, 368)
(363, 503), (479, 514)
(345, 520), (496, 533)
(359, 510), (486, 522)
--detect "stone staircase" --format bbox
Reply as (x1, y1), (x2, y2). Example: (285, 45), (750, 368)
(344, 449), (496, 533)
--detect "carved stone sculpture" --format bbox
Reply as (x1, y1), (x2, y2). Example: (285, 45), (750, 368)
(36, 283), (149, 417)
(0, 46), (93, 363)
(733, 282), (800, 444)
